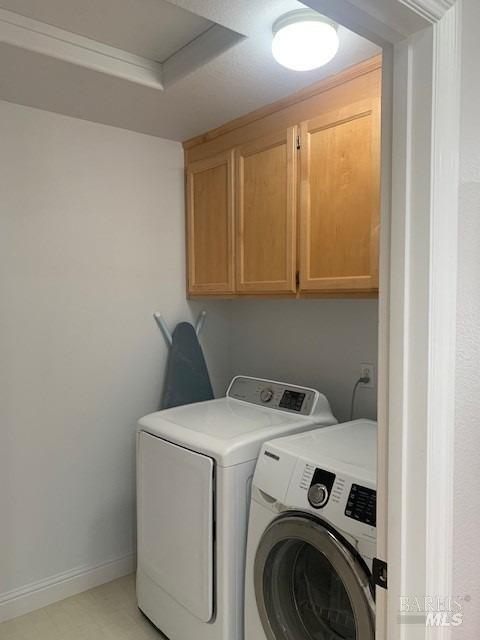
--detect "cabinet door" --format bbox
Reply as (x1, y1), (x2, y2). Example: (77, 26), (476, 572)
(299, 98), (380, 292)
(236, 127), (297, 294)
(186, 150), (235, 295)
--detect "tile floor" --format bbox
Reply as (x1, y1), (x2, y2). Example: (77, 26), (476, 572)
(0, 575), (166, 639)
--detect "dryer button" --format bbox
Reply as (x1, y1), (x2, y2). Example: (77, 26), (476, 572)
(308, 483), (328, 508)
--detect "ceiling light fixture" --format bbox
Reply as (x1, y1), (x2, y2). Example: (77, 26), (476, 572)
(272, 9), (339, 71)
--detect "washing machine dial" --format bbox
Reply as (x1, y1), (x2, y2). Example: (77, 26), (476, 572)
(260, 387), (274, 403)
(308, 483), (329, 508)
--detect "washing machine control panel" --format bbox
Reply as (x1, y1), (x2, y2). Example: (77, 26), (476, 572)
(307, 468), (336, 509)
(227, 377), (318, 415)
(287, 458), (376, 544)
(345, 484), (376, 527)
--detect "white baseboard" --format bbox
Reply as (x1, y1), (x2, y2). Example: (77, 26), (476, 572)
(0, 552), (136, 623)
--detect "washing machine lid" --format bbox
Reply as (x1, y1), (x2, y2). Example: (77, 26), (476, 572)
(138, 397), (320, 467)
(269, 419), (377, 483)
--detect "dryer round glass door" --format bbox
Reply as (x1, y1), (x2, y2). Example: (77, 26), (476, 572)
(254, 516), (374, 640)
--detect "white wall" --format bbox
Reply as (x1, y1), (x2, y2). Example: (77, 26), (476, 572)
(454, 0), (480, 635)
(0, 101), (230, 618)
(228, 299), (378, 422)
(0, 99), (379, 621)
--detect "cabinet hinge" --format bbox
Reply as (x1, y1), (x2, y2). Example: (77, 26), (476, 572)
(372, 558), (388, 589)
(296, 135), (301, 150)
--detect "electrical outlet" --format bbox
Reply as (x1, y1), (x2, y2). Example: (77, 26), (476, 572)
(360, 363), (375, 389)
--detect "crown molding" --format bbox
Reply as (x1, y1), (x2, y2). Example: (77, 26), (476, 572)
(0, 8), (244, 91)
(0, 8), (164, 89)
(163, 24), (245, 89)
(305, 0), (458, 45)
(398, 0), (457, 23)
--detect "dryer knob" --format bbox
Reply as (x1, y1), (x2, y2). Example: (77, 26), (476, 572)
(260, 388), (274, 403)
(308, 483), (328, 508)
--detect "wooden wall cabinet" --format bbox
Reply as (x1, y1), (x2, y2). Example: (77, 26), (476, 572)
(184, 56), (382, 299)
(186, 150), (235, 295)
(299, 97), (380, 293)
(236, 127), (297, 294)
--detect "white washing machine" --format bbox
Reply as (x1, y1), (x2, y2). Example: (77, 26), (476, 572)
(245, 419), (377, 640)
(136, 376), (337, 640)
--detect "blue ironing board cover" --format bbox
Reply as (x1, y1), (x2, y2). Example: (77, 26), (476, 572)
(161, 321), (214, 409)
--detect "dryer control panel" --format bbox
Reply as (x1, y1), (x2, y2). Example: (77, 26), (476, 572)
(227, 376), (319, 416)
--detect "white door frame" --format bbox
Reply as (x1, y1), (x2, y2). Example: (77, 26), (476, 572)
(303, 1), (460, 638)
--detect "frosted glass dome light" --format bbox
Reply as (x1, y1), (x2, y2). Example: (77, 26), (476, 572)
(272, 10), (339, 71)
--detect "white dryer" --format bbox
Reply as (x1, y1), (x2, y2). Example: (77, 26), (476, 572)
(136, 376), (337, 640)
(245, 420), (377, 640)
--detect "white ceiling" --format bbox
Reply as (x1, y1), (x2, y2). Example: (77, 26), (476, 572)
(0, 0), (213, 62)
(0, 0), (381, 141)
